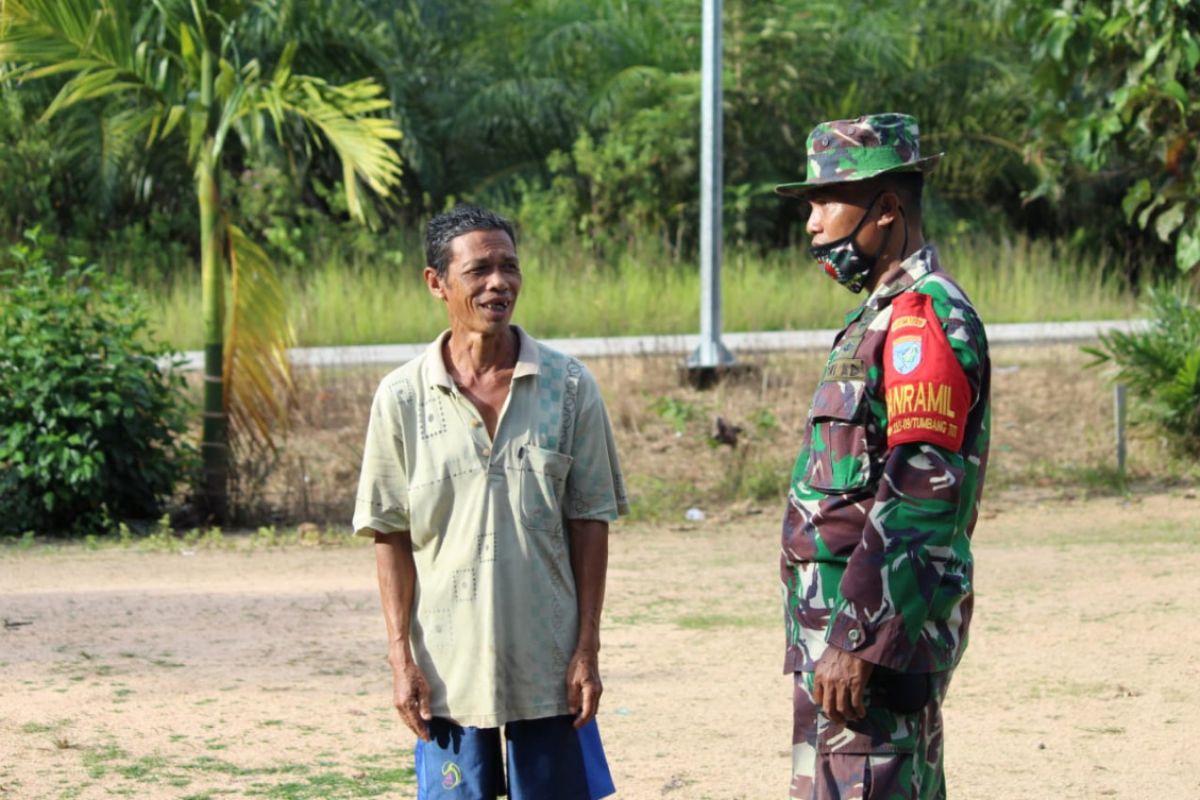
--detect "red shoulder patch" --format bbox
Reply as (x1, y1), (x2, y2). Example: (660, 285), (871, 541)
(883, 292), (970, 452)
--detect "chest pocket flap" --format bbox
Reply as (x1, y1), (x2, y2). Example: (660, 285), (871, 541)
(519, 445), (574, 531)
(803, 380), (873, 494)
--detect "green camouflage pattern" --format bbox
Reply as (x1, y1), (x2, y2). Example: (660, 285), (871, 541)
(780, 244), (991, 675)
(775, 113), (942, 195)
(790, 669), (953, 799)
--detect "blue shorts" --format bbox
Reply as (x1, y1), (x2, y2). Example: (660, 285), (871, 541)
(414, 714), (615, 800)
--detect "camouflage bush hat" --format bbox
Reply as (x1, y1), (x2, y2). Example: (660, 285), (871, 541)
(775, 112), (942, 196)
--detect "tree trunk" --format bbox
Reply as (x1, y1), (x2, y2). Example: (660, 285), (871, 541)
(197, 43), (227, 522)
(198, 148), (227, 522)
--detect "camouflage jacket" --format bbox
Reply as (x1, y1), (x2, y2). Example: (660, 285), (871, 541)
(781, 245), (991, 674)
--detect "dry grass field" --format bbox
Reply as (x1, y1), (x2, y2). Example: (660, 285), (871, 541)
(3, 344), (1199, 799)
(243, 343), (1196, 526)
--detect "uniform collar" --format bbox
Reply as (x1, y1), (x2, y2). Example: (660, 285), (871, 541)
(868, 244), (940, 305)
(841, 244), (941, 326)
(423, 325), (541, 391)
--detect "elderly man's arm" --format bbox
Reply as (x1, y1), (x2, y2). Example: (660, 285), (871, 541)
(374, 530), (432, 741)
(566, 518), (608, 729)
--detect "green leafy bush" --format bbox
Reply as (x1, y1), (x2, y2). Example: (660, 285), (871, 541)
(1086, 290), (1200, 456)
(0, 232), (196, 536)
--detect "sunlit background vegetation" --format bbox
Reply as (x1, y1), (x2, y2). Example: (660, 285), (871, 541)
(1, 0), (1197, 349)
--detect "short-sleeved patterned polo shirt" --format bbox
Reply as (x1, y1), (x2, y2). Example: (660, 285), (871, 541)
(353, 326), (628, 727)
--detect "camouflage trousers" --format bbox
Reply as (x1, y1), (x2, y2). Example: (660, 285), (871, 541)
(790, 669), (953, 800)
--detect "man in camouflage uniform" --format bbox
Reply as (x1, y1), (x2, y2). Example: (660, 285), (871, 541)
(775, 113), (991, 799)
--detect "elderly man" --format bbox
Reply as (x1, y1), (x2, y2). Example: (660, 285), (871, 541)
(354, 205), (626, 799)
(775, 114), (991, 799)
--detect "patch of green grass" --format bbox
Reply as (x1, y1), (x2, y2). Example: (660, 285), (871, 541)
(624, 476), (699, 522)
(179, 757), (307, 777)
(718, 450), (790, 504)
(117, 756), (169, 780)
(64, 745), (409, 799)
(81, 744), (129, 779)
(246, 766), (416, 799)
(21, 721), (57, 734)
(652, 396), (700, 434)
(675, 613), (772, 630)
(150, 658), (185, 668)
(610, 596), (683, 626)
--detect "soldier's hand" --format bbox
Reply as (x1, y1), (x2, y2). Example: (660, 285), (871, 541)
(566, 647), (602, 729)
(389, 649), (433, 741)
(812, 647), (874, 725)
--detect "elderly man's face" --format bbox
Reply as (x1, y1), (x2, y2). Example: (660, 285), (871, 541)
(429, 229), (521, 334)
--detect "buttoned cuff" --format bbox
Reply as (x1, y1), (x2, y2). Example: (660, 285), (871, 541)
(826, 612), (869, 653)
(825, 611), (913, 671)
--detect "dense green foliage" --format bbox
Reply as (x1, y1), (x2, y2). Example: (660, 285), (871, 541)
(1015, 0), (1200, 275)
(1087, 291), (1200, 456)
(0, 0), (406, 522)
(0, 0), (1192, 281)
(0, 233), (196, 536)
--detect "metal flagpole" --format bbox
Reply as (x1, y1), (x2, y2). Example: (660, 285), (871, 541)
(687, 0), (734, 378)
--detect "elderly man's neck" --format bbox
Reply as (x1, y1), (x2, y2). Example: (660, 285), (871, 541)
(445, 325), (519, 376)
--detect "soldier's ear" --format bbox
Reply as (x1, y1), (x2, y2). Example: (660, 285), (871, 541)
(876, 191), (902, 227)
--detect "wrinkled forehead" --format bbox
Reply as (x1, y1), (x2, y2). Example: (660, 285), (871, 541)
(449, 228), (518, 263)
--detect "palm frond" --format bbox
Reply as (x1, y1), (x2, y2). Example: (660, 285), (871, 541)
(0, 0), (166, 116)
(223, 221), (294, 451)
(261, 73), (402, 220)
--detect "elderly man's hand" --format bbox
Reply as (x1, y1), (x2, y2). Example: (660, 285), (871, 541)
(566, 647), (602, 729)
(389, 649), (433, 741)
(812, 647), (874, 725)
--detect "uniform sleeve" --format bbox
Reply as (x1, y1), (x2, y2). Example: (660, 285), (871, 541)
(352, 379), (410, 537)
(563, 367), (630, 522)
(824, 293), (987, 670)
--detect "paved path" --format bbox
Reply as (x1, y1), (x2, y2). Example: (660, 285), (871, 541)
(178, 319), (1145, 371)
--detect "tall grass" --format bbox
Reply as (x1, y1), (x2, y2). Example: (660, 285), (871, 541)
(140, 232), (1145, 350)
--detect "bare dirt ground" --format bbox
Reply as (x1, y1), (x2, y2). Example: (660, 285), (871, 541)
(3, 490), (1199, 800)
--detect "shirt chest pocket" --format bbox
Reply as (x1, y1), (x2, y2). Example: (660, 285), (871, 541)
(803, 380), (872, 494)
(519, 445), (574, 531)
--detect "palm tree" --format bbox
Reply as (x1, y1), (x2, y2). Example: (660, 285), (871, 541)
(0, 0), (402, 521)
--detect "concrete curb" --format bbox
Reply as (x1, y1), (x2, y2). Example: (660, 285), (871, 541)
(175, 319), (1149, 372)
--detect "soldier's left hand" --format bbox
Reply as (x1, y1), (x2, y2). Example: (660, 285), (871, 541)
(812, 647), (874, 725)
(565, 647), (603, 729)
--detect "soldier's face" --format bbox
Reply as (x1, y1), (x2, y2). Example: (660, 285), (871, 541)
(424, 229), (522, 334)
(804, 184), (881, 248)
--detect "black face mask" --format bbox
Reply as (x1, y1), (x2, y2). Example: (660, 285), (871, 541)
(808, 192), (907, 294)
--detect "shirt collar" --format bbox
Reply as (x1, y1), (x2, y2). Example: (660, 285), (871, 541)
(423, 325), (540, 391)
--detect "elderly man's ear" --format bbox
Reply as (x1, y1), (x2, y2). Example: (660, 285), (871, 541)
(423, 266), (447, 300)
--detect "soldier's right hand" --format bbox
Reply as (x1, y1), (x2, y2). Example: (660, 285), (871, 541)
(389, 650), (433, 741)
